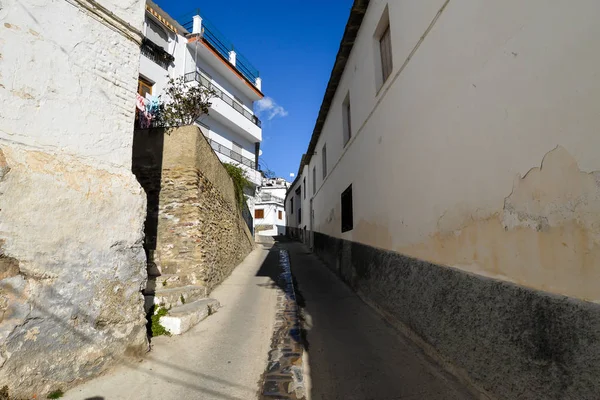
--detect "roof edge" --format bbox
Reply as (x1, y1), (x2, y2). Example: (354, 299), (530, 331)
(296, 0), (370, 178)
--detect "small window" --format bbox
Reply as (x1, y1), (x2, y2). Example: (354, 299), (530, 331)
(312, 167), (316, 194)
(290, 198), (294, 214)
(255, 209), (264, 219)
(298, 208), (301, 224)
(342, 93), (352, 146)
(341, 184), (353, 232)
(138, 77), (153, 97)
(322, 144), (327, 179)
(278, 210), (283, 220)
(375, 7), (393, 90)
(303, 178), (306, 199)
(380, 26), (393, 82)
(146, 17), (169, 51)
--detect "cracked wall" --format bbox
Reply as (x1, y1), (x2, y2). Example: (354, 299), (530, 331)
(0, 0), (147, 397)
(400, 146), (600, 301)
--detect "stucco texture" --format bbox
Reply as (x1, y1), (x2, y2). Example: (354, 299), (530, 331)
(132, 126), (254, 292)
(0, 0), (148, 397)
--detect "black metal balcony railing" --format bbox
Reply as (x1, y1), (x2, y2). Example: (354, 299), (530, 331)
(208, 138), (256, 170)
(184, 71), (261, 128)
(140, 38), (174, 70)
(181, 14), (260, 85)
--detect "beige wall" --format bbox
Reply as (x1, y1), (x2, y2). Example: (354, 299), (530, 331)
(295, 0), (600, 301)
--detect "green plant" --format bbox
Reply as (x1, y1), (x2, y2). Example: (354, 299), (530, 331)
(150, 307), (171, 337)
(223, 163), (252, 209)
(162, 280), (167, 287)
(180, 294), (186, 305)
(157, 76), (217, 127)
(47, 389), (64, 399)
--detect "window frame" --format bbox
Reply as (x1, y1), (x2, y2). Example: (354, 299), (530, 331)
(322, 144), (327, 179)
(374, 6), (393, 92)
(278, 210), (283, 220)
(379, 25), (393, 83)
(254, 209), (264, 219)
(342, 92), (352, 146)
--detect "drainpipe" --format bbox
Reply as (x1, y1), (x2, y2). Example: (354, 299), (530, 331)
(255, 142), (260, 171)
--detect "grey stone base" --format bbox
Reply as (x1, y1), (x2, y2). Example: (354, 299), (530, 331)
(302, 231), (600, 400)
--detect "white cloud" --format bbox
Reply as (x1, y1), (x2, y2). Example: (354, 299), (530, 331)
(290, 173), (295, 178)
(256, 97), (288, 120)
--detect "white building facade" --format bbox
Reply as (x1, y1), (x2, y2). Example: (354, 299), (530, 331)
(254, 178), (289, 236)
(138, 1), (264, 187)
(286, 1), (600, 398)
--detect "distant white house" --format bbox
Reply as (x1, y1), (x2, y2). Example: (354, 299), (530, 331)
(253, 178), (289, 236)
(137, 0), (264, 187)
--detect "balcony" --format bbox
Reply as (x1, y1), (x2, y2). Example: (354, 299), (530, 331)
(181, 15), (259, 86)
(208, 138), (262, 186)
(140, 38), (174, 70)
(185, 71), (260, 127)
(257, 193), (285, 205)
(185, 71), (262, 142)
(208, 138), (255, 169)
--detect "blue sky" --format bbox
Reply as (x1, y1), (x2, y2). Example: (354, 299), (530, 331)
(155, 0), (353, 180)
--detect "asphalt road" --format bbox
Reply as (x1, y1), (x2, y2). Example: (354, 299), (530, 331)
(281, 239), (476, 400)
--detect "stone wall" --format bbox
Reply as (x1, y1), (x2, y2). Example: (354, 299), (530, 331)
(133, 126), (254, 292)
(308, 232), (600, 400)
(0, 0), (147, 397)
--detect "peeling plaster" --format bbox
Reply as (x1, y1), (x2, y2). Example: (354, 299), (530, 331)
(394, 146), (600, 301)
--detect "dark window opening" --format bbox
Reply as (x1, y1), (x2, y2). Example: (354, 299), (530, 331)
(341, 184), (353, 232)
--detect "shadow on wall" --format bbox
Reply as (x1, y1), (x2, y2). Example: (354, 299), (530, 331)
(0, 279), (260, 400)
(131, 127), (165, 331)
(304, 229), (600, 400)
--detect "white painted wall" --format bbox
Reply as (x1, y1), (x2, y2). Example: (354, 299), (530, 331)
(0, 0), (145, 169)
(288, 0), (600, 300)
(255, 202), (286, 236)
(140, 4), (263, 183)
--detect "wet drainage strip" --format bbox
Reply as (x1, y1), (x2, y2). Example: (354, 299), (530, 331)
(259, 249), (306, 400)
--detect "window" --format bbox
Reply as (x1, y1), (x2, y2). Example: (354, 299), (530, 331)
(254, 209), (264, 219)
(312, 167), (316, 194)
(278, 210), (283, 220)
(375, 7), (392, 90)
(298, 209), (301, 224)
(380, 26), (393, 82)
(322, 144), (327, 179)
(290, 198), (294, 214)
(146, 17), (169, 51)
(341, 184), (353, 232)
(342, 92), (352, 146)
(138, 77), (153, 97)
(303, 178), (306, 199)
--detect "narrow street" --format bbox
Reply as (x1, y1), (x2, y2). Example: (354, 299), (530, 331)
(64, 237), (474, 400)
(64, 244), (280, 400)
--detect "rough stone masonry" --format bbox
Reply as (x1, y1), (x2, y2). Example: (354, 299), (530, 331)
(0, 0), (148, 397)
(132, 126), (254, 293)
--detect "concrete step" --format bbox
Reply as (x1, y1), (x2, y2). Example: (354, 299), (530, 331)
(159, 298), (220, 335)
(147, 262), (162, 277)
(144, 274), (181, 294)
(144, 285), (207, 313)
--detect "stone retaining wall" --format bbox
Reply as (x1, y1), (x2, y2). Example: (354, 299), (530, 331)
(308, 231), (600, 400)
(133, 126), (254, 291)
